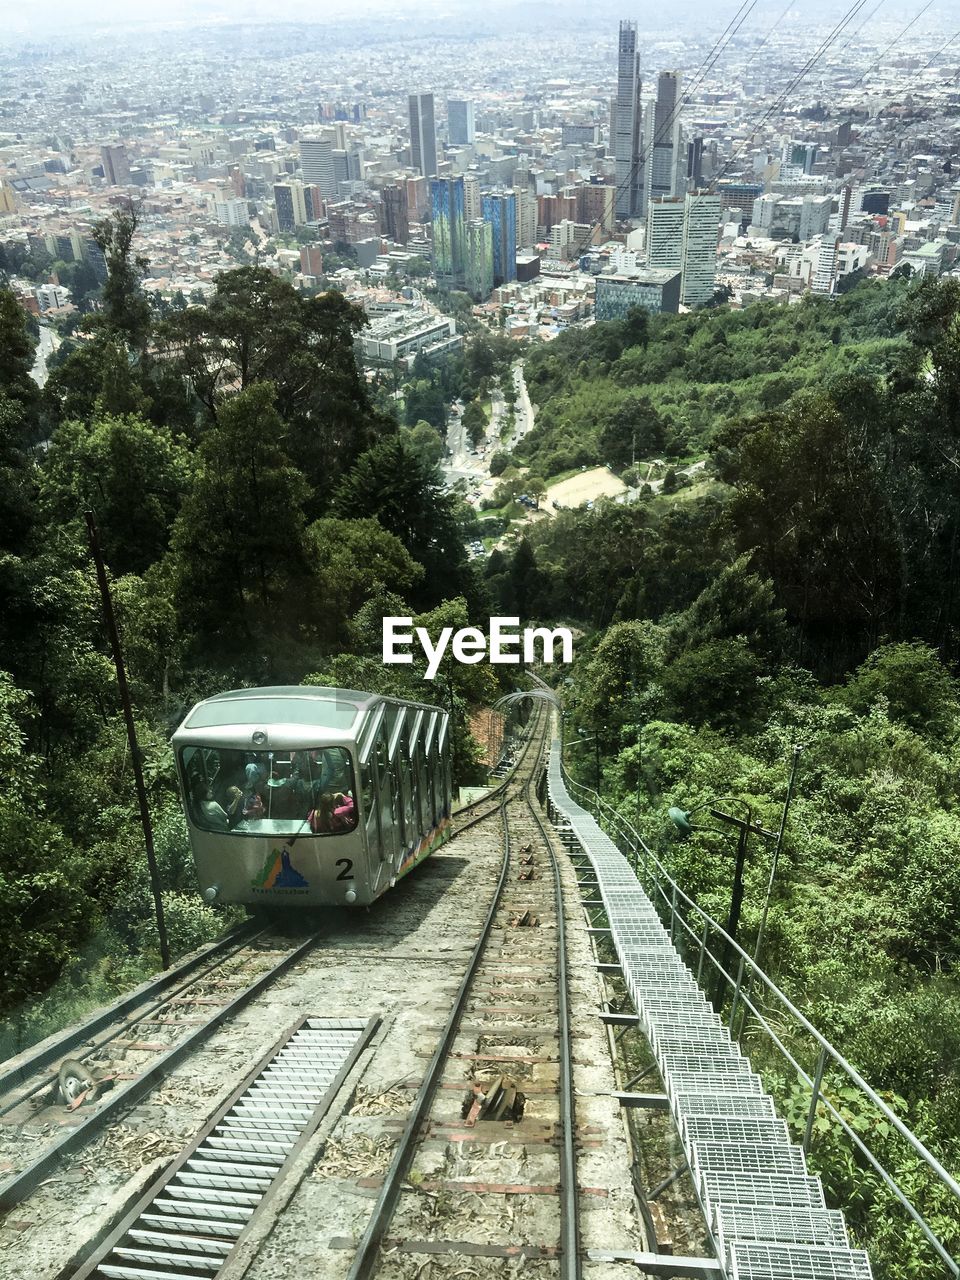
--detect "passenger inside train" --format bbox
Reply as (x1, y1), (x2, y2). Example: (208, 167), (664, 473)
(181, 745), (358, 835)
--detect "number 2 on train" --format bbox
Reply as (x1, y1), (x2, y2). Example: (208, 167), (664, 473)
(336, 859), (354, 881)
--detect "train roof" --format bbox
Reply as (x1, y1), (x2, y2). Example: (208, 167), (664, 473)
(171, 686), (446, 749)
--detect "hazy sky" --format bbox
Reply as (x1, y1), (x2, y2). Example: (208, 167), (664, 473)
(1, 0), (958, 41)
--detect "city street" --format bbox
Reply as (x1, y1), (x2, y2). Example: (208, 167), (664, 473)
(30, 325), (60, 388)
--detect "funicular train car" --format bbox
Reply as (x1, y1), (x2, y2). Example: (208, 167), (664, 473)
(172, 686), (452, 908)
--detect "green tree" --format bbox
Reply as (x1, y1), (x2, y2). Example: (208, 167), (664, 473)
(0, 288), (38, 413)
(839, 642), (959, 744)
(40, 413), (193, 575)
(332, 435), (469, 607)
(160, 267), (386, 505)
(717, 395), (902, 663)
(668, 553), (788, 661)
(169, 382), (311, 656)
(598, 394), (664, 469)
(305, 517), (424, 647)
(462, 399), (486, 447)
(91, 204), (151, 350)
(405, 419), (445, 468)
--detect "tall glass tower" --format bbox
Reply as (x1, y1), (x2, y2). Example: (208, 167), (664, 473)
(614, 21), (643, 220)
(482, 191), (517, 286)
(431, 177), (467, 287)
(409, 93), (438, 178)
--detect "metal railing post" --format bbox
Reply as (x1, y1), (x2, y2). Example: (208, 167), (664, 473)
(670, 882), (678, 943)
(729, 955), (746, 1029)
(696, 919), (710, 984)
(804, 1046), (829, 1154)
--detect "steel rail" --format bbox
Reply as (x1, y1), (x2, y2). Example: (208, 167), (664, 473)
(522, 753), (582, 1280)
(0, 921), (260, 1100)
(344, 795), (513, 1280)
(447, 710), (543, 838)
(70, 1014), (382, 1280)
(0, 930), (321, 1214)
(344, 708), (550, 1280)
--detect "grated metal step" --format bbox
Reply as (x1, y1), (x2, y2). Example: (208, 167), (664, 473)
(546, 744), (872, 1280)
(79, 1017), (377, 1280)
(728, 1241), (873, 1280)
(714, 1206), (849, 1255)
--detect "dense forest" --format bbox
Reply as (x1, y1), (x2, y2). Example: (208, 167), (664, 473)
(3, 210), (960, 1275)
(487, 275), (960, 1276)
(0, 209), (502, 1053)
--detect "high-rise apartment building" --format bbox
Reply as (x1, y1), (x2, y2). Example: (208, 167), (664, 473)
(687, 136), (704, 189)
(431, 176), (466, 287)
(482, 191), (517, 286)
(465, 218), (494, 299)
(300, 138), (337, 200)
(646, 198), (685, 270)
(680, 191), (721, 306)
(646, 72), (681, 208)
(409, 93), (439, 179)
(576, 182), (616, 233)
(448, 99), (476, 146)
(214, 196), (250, 227)
(100, 144), (131, 186)
(381, 183), (409, 245)
(274, 182), (309, 232)
(647, 192), (719, 306)
(300, 244), (324, 277)
(614, 21), (643, 220)
(463, 174), (481, 223)
(514, 188), (538, 250)
(0, 180), (17, 214)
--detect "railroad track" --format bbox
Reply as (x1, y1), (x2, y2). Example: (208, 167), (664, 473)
(0, 929), (323, 1216)
(3, 701), (578, 1280)
(339, 707), (582, 1280)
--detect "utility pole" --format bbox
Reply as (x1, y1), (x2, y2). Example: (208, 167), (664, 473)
(85, 510), (170, 969)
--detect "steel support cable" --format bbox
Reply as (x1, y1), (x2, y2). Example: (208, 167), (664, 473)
(712, 0), (872, 184)
(569, 0), (763, 262)
(845, 0), (937, 91)
(835, 0), (889, 57)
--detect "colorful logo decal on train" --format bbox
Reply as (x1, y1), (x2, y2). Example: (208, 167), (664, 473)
(397, 815), (453, 877)
(252, 847), (310, 893)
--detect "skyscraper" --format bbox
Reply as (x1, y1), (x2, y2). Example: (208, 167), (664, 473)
(100, 144), (131, 186)
(382, 183), (409, 245)
(514, 187), (538, 250)
(431, 176), (466, 287)
(465, 218), (494, 299)
(614, 21), (643, 220)
(464, 174), (481, 223)
(646, 71), (681, 207)
(482, 192), (517, 286)
(300, 138), (337, 200)
(274, 182), (308, 232)
(448, 99), (476, 146)
(647, 198), (685, 271)
(679, 191), (721, 307)
(409, 93), (439, 179)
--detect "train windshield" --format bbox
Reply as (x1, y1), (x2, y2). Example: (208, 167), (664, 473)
(180, 746), (358, 837)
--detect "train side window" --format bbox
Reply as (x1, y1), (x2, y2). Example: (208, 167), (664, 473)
(375, 730), (395, 823)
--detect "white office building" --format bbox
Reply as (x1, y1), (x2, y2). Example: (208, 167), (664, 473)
(680, 191), (721, 307)
(300, 138), (337, 200)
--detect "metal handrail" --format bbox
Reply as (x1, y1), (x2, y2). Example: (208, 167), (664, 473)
(560, 758), (960, 1277)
